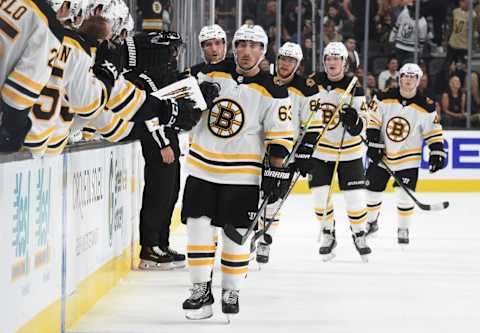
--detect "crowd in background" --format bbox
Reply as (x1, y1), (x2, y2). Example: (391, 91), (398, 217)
(142, 0), (480, 129)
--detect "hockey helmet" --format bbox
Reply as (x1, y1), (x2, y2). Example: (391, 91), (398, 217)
(277, 42), (303, 78)
(232, 24), (268, 55)
(399, 63), (423, 88)
(198, 24), (227, 63)
(323, 42), (348, 72)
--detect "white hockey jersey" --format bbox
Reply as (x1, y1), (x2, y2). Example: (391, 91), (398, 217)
(308, 72), (367, 162)
(276, 73), (319, 139)
(368, 88), (444, 171)
(186, 60), (294, 186)
(23, 28), (110, 155)
(1, 0), (63, 111)
(390, 7), (427, 53)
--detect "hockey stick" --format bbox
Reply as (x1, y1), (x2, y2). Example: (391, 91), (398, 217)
(251, 77), (360, 244)
(361, 136), (449, 211)
(224, 105), (321, 245)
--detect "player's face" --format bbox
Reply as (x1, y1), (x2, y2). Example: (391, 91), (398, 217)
(325, 55), (343, 77)
(277, 56), (298, 78)
(399, 73), (417, 92)
(202, 39), (225, 63)
(235, 41), (263, 69)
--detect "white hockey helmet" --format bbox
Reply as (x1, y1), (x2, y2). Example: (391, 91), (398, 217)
(399, 63), (423, 88)
(198, 24), (227, 62)
(86, 0), (111, 17)
(72, 0), (89, 28)
(323, 42), (348, 72)
(276, 42), (303, 79)
(48, 0), (81, 21)
(232, 24), (268, 56)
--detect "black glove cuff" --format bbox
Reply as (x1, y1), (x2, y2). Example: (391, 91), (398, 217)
(429, 142), (444, 153)
(366, 128), (381, 143)
(268, 144), (289, 159)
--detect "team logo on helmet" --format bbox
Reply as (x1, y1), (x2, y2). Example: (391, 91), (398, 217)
(386, 117), (410, 142)
(208, 99), (244, 138)
(320, 103), (340, 130)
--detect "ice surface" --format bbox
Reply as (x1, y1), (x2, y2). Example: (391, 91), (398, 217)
(70, 192), (480, 333)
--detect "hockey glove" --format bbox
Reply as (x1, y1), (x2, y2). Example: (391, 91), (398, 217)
(261, 163), (294, 204)
(428, 143), (447, 173)
(339, 105), (363, 136)
(0, 101), (32, 153)
(199, 81), (220, 110)
(366, 128), (384, 165)
(93, 40), (124, 96)
(155, 97), (202, 131)
(294, 132), (318, 176)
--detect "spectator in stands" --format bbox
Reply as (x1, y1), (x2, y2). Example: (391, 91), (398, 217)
(324, 2), (344, 33)
(378, 56), (399, 91)
(366, 73), (381, 101)
(355, 67), (365, 83)
(345, 37), (360, 72)
(389, 1), (428, 65)
(422, 0), (450, 55)
(447, 0), (479, 65)
(324, 19), (343, 45)
(384, 76), (399, 90)
(260, 58), (271, 73)
(291, 19), (313, 44)
(302, 37), (313, 74)
(441, 75), (466, 128)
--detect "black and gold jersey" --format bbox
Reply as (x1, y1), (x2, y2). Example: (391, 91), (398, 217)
(368, 88), (443, 171)
(186, 59), (293, 185)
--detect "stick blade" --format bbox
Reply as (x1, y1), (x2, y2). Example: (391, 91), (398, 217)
(223, 223), (245, 245)
(419, 201), (450, 211)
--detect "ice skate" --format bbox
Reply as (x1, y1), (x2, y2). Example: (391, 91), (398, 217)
(183, 281), (214, 320)
(160, 247), (186, 268)
(256, 242), (270, 265)
(222, 289), (239, 324)
(138, 246), (174, 271)
(397, 228), (409, 249)
(365, 220), (379, 238)
(352, 230), (371, 263)
(319, 229), (337, 262)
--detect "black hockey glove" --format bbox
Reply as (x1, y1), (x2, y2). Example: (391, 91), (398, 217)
(366, 128), (384, 165)
(261, 162), (294, 204)
(428, 143), (447, 173)
(294, 132), (318, 176)
(93, 40), (124, 96)
(339, 104), (363, 136)
(155, 97), (202, 131)
(199, 81), (220, 110)
(0, 101), (32, 153)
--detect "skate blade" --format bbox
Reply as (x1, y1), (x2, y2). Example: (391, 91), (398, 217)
(360, 255), (369, 263)
(399, 244), (409, 251)
(138, 260), (175, 271)
(185, 305), (213, 320)
(366, 232), (378, 239)
(321, 252), (336, 262)
(172, 261), (186, 269)
(224, 312), (238, 324)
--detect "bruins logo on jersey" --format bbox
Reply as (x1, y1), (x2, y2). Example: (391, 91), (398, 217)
(386, 117), (410, 142)
(208, 98), (244, 138)
(320, 103), (340, 130)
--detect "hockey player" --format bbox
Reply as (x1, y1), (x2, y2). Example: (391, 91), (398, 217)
(188, 24), (228, 79)
(302, 42), (371, 262)
(255, 41), (319, 264)
(365, 63), (446, 245)
(181, 24), (293, 320)
(0, 0), (64, 152)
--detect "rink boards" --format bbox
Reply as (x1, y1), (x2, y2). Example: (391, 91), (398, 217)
(292, 130), (480, 193)
(0, 142), (144, 333)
